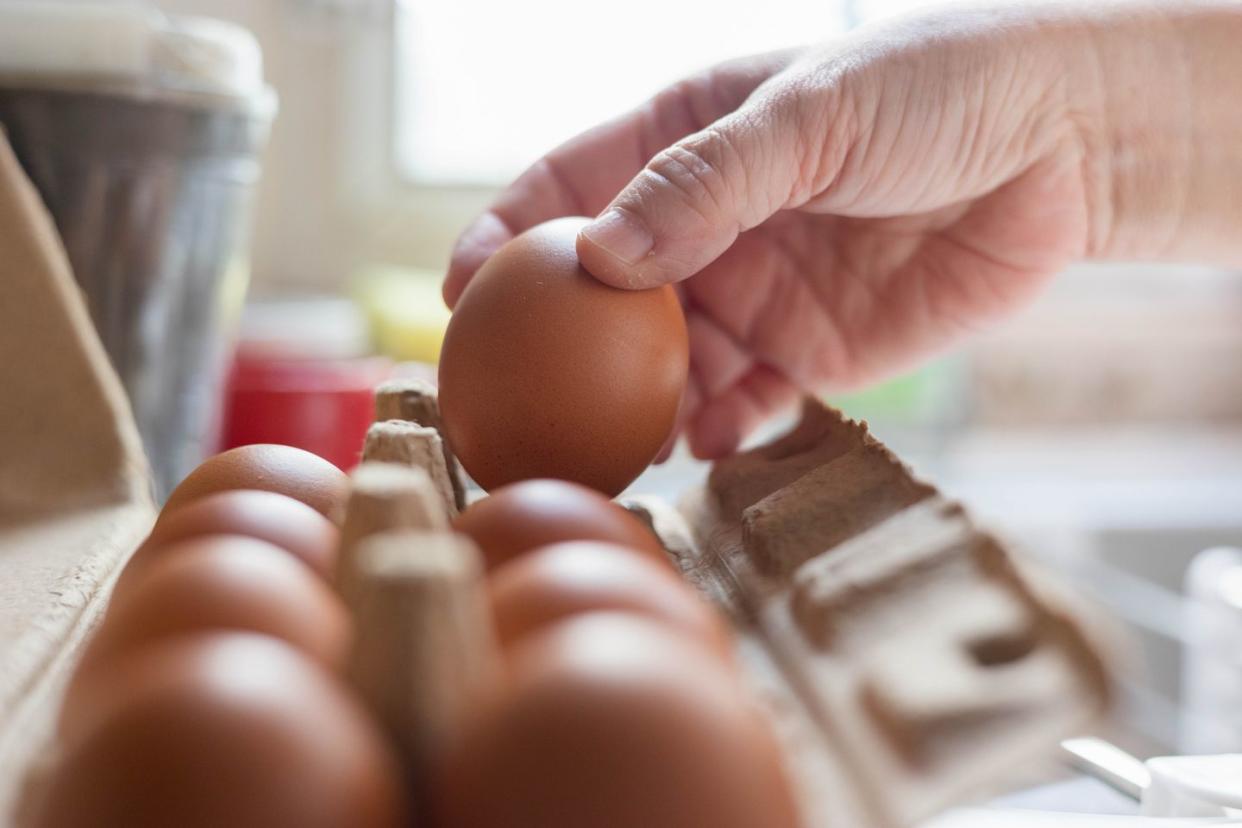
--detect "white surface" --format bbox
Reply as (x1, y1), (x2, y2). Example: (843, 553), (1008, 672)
(238, 297), (373, 360)
(1183, 549), (1242, 755)
(0, 0), (268, 100)
(1143, 755), (1242, 818)
(924, 808), (1238, 827)
(935, 428), (1242, 532)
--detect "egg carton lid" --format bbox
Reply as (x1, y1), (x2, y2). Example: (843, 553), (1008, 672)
(0, 1), (274, 113)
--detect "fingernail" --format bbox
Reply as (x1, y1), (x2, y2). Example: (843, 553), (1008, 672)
(582, 208), (654, 265)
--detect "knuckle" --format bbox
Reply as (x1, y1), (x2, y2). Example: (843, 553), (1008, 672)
(638, 71), (726, 165)
(783, 70), (861, 202)
(643, 127), (743, 221)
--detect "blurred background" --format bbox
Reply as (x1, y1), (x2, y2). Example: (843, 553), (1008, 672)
(170, 0), (1242, 757)
(5, 0), (1242, 767)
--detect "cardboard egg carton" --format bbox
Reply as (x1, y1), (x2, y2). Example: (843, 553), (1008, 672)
(0, 123), (1112, 827)
(0, 133), (157, 823)
(361, 387), (1111, 827)
(654, 400), (1112, 827)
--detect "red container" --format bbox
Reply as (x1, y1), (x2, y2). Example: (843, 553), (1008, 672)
(220, 349), (394, 471)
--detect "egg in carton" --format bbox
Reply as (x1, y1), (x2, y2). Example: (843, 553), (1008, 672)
(0, 130), (422, 825)
(356, 379), (1113, 827)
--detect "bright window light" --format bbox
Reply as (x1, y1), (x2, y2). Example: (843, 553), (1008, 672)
(852, 0), (947, 24)
(393, 0), (854, 186)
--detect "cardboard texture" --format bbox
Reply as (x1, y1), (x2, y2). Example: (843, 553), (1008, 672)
(0, 119), (1113, 825)
(363, 388), (1113, 828)
(0, 130), (155, 822)
(344, 530), (498, 819)
(374, 378), (467, 511)
(362, 420), (460, 520)
(680, 401), (1112, 828)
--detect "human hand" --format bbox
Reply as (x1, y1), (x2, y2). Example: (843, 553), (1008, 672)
(445, 2), (1239, 459)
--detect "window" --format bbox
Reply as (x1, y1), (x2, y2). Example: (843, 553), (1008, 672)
(392, 0), (934, 186)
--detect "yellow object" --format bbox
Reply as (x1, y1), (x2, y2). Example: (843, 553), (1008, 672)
(353, 265), (451, 363)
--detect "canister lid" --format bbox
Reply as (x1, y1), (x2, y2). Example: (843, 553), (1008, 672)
(0, 1), (273, 111)
(238, 297), (376, 362)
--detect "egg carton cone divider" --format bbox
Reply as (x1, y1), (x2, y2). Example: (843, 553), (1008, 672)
(336, 435), (500, 821)
(367, 383), (1114, 828)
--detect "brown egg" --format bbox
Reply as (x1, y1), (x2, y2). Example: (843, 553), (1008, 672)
(437, 217), (688, 496)
(38, 634), (409, 828)
(82, 536), (350, 672)
(489, 541), (732, 659)
(434, 613), (800, 828)
(453, 478), (667, 570)
(162, 444), (349, 522)
(115, 490), (338, 601)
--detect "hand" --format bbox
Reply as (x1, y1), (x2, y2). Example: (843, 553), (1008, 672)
(445, 3), (1240, 459)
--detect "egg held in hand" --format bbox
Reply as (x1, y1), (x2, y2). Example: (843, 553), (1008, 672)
(437, 218), (688, 497)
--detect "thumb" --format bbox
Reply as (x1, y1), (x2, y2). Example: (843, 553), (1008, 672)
(576, 93), (807, 289)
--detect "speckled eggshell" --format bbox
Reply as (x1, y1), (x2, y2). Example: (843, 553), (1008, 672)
(162, 444), (349, 523)
(437, 218), (688, 496)
(81, 536), (351, 672)
(433, 613), (800, 828)
(40, 635), (409, 828)
(115, 490), (339, 600)
(487, 541), (733, 659)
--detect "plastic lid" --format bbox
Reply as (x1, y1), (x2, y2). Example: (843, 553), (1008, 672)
(238, 297), (375, 362)
(1142, 754), (1242, 817)
(0, 1), (271, 106)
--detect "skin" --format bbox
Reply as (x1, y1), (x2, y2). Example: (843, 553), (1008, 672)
(444, 1), (1242, 459)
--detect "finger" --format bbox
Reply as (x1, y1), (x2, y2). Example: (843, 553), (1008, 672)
(681, 217), (859, 388)
(653, 368), (705, 464)
(443, 211), (513, 307)
(576, 68), (824, 290)
(682, 307), (800, 458)
(444, 50), (797, 306)
(443, 150), (592, 307)
(687, 365), (802, 460)
(684, 310), (752, 400)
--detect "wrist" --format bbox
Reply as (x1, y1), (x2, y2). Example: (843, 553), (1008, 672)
(1069, 2), (1242, 265)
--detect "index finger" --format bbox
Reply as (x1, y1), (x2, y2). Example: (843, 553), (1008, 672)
(443, 49), (798, 308)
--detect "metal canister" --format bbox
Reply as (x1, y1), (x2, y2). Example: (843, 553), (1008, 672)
(0, 2), (275, 497)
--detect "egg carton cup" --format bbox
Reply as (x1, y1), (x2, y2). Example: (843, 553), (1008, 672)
(657, 404), (1112, 827)
(351, 391), (1113, 822)
(0, 121), (1114, 827)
